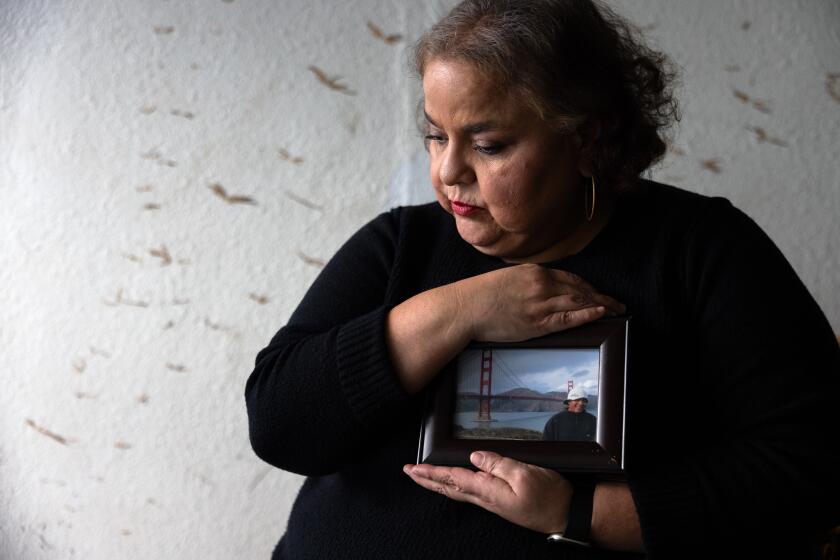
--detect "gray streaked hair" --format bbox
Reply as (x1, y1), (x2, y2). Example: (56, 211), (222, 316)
(413, 0), (679, 192)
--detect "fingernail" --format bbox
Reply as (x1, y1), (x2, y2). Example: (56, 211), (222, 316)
(403, 465), (414, 474)
(470, 452), (485, 467)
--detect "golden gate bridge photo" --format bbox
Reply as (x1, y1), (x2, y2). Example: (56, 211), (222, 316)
(453, 348), (600, 440)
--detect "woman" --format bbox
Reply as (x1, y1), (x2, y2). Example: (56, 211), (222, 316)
(245, 1), (840, 557)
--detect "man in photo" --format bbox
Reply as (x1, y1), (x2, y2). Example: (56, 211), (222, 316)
(542, 387), (597, 441)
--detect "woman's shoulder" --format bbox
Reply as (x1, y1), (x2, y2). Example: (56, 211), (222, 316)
(629, 179), (736, 216)
(624, 179), (757, 241)
(634, 181), (818, 315)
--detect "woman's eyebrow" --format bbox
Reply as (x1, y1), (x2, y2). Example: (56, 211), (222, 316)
(462, 122), (501, 134)
(423, 111), (439, 127)
(424, 110), (502, 134)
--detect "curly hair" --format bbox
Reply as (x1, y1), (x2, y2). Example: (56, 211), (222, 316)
(413, 0), (680, 193)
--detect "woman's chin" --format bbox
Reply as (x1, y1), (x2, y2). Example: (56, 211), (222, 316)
(454, 219), (505, 253)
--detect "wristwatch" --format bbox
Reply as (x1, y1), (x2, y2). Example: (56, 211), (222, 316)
(546, 478), (595, 547)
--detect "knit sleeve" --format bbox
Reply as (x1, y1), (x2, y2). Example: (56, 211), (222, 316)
(244, 208), (411, 476)
(628, 198), (840, 556)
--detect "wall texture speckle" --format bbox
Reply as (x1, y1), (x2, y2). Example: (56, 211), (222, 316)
(1, 0), (838, 558)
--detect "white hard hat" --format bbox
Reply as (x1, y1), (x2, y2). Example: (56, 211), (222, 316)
(564, 387), (588, 403)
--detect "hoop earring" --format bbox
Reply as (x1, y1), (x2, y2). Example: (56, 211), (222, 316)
(585, 176), (596, 222)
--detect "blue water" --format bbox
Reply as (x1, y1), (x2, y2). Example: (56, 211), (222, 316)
(455, 410), (599, 433)
(455, 412), (549, 433)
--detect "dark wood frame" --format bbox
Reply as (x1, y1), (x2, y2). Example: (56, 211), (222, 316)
(417, 317), (629, 478)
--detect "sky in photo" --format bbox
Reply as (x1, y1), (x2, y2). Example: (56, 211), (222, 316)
(455, 348), (600, 396)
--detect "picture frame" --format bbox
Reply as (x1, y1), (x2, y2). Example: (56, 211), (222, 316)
(417, 317), (629, 478)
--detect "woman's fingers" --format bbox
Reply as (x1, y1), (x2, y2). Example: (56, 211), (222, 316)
(467, 264), (625, 342)
(469, 451), (525, 482)
(546, 291), (625, 316)
(547, 268), (590, 287)
(405, 453), (574, 534)
(543, 270), (625, 315)
(404, 451), (527, 505)
(403, 463), (512, 508)
(545, 305), (609, 331)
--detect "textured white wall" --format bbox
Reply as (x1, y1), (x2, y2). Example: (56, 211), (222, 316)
(1, 0), (837, 558)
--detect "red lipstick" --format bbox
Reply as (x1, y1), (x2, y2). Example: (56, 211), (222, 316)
(450, 200), (481, 217)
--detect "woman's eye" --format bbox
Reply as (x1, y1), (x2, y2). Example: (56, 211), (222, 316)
(424, 134), (446, 144)
(474, 143), (503, 155)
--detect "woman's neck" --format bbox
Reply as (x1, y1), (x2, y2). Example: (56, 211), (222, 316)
(503, 189), (617, 265)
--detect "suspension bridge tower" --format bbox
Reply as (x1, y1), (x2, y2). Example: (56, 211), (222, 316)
(477, 349), (493, 421)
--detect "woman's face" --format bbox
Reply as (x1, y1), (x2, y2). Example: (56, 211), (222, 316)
(422, 59), (589, 263)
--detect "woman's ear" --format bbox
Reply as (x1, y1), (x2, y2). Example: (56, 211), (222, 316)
(576, 119), (602, 177)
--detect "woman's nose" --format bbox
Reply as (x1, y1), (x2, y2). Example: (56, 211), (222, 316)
(439, 145), (475, 187)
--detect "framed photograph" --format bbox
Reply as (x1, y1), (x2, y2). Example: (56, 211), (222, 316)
(417, 317), (628, 477)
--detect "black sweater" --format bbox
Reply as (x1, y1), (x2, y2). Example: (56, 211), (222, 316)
(542, 411), (597, 441)
(246, 182), (840, 559)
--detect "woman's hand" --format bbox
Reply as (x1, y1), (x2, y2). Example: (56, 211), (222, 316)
(405, 452), (644, 551)
(387, 263), (624, 394)
(403, 451), (573, 534)
(456, 263), (625, 342)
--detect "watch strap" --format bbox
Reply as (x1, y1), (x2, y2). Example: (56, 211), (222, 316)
(548, 477), (595, 547)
